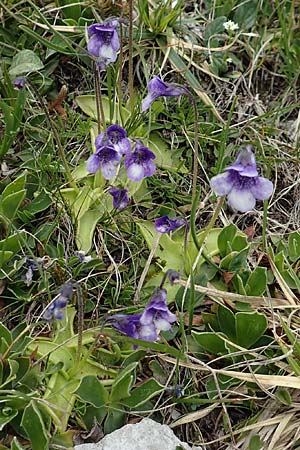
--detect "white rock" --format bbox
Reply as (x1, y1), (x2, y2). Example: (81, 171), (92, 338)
(74, 418), (202, 450)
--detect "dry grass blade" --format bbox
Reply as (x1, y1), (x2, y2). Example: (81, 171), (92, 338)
(170, 404), (219, 428)
(162, 356), (300, 389)
(175, 278), (293, 308)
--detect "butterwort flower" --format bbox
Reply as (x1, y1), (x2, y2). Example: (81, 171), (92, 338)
(210, 146), (273, 213)
(124, 142), (156, 182)
(75, 251), (92, 263)
(87, 21), (120, 70)
(167, 269), (181, 285)
(109, 187), (129, 210)
(106, 125), (131, 156)
(155, 216), (186, 234)
(13, 77), (26, 89)
(140, 288), (177, 332)
(142, 76), (188, 112)
(107, 313), (157, 342)
(43, 281), (74, 321)
(87, 144), (121, 179)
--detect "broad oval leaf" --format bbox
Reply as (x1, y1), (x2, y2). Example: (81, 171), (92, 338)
(235, 311), (268, 348)
(9, 50), (44, 77)
(74, 375), (108, 408)
(192, 331), (227, 355)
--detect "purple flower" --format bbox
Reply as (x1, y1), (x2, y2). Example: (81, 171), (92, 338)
(87, 145), (121, 179)
(95, 125), (130, 156)
(124, 142), (156, 182)
(210, 146), (274, 213)
(167, 270), (181, 285)
(155, 216), (186, 234)
(107, 314), (157, 342)
(43, 281), (74, 321)
(87, 21), (120, 70)
(140, 288), (177, 332)
(13, 77), (26, 89)
(75, 251), (92, 263)
(109, 187), (129, 210)
(142, 76), (188, 112)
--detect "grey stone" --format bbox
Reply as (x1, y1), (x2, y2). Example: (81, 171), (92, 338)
(74, 418), (202, 450)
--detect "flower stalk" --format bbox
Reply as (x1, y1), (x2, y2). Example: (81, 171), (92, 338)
(128, 0), (134, 106)
(94, 65), (106, 134)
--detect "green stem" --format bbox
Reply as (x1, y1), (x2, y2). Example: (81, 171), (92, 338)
(27, 80), (78, 192)
(94, 65), (106, 133)
(198, 196), (225, 249)
(133, 233), (161, 304)
(262, 200), (268, 253)
(118, 22), (124, 123)
(188, 94), (199, 199)
(128, 0), (134, 107)
(76, 283), (84, 365)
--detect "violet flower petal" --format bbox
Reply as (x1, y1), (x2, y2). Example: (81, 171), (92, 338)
(109, 187), (129, 210)
(227, 187), (256, 213)
(210, 172), (234, 196)
(250, 177), (274, 200)
(87, 154), (101, 174)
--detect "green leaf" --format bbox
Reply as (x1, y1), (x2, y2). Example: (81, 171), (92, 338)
(203, 16), (227, 42)
(0, 323), (12, 346)
(235, 312), (267, 348)
(110, 362), (137, 403)
(21, 401), (49, 450)
(123, 378), (164, 408)
(192, 331), (227, 355)
(245, 267), (267, 296)
(11, 437), (26, 450)
(76, 95), (130, 122)
(217, 305), (236, 341)
(0, 190), (26, 221)
(218, 223), (237, 257)
(0, 251), (14, 268)
(276, 388), (292, 406)
(0, 231), (26, 254)
(104, 408), (125, 434)
(56, 0), (81, 20)
(0, 408), (18, 431)
(74, 375), (108, 408)
(9, 50), (44, 77)
(148, 132), (187, 172)
(228, 247), (249, 271)
(22, 190), (52, 215)
(1, 171), (27, 197)
(288, 232), (300, 262)
(233, 0), (259, 29)
(249, 435), (264, 450)
(76, 208), (105, 253)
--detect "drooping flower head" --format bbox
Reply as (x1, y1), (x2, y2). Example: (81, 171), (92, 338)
(155, 216), (186, 234)
(87, 20), (120, 70)
(210, 146), (273, 213)
(140, 288), (177, 332)
(100, 125), (131, 156)
(43, 281), (74, 321)
(86, 144), (121, 179)
(142, 76), (188, 112)
(107, 313), (157, 342)
(109, 187), (129, 210)
(124, 142), (156, 182)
